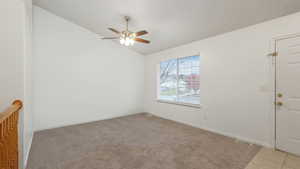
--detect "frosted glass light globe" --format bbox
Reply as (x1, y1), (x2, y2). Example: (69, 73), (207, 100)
(125, 40), (130, 46)
(120, 38), (125, 44)
(129, 39), (134, 45)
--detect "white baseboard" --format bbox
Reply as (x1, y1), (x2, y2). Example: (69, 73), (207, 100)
(200, 126), (272, 148)
(147, 112), (272, 148)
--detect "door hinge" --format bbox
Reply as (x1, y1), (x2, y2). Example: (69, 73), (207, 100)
(268, 52), (278, 57)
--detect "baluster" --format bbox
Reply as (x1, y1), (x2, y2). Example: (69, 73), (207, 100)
(0, 100), (22, 169)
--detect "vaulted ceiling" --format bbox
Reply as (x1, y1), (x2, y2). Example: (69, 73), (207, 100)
(33, 0), (300, 55)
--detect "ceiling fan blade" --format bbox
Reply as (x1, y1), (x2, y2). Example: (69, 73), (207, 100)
(102, 37), (119, 39)
(134, 38), (150, 44)
(135, 30), (148, 36)
(108, 28), (120, 34)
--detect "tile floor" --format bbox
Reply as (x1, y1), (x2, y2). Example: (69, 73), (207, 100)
(245, 148), (300, 169)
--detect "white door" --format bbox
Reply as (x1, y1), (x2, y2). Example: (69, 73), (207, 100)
(276, 36), (300, 156)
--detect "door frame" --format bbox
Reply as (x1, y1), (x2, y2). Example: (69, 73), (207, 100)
(270, 33), (300, 149)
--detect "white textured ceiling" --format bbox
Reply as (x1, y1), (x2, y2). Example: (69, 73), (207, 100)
(33, 0), (300, 55)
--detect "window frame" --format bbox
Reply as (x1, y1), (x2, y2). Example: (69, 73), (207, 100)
(156, 54), (201, 108)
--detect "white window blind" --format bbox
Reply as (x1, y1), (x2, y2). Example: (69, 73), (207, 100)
(159, 55), (200, 105)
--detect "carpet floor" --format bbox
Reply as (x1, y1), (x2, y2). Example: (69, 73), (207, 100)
(27, 113), (260, 169)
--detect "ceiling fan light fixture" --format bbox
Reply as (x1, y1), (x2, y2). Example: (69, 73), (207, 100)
(103, 16), (150, 46)
(120, 33), (135, 46)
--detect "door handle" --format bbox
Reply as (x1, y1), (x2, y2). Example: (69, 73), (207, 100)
(276, 102), (283, 106)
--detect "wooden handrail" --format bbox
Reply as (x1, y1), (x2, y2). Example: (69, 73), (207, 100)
(0, 100), (22, 123)
(0, 100), (22, 169)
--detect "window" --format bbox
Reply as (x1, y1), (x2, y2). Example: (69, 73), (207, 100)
(158, 55), (200, 106)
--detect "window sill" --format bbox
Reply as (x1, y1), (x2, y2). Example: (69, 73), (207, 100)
(156, 99), (201, 109)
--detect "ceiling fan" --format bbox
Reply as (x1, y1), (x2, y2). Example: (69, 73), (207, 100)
(102, 16), (150, 46)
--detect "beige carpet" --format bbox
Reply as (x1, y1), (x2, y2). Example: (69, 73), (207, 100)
(27, 113), (260, 169)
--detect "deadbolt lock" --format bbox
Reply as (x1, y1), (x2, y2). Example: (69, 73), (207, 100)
(277, 93), (283, 98)
(276, 102), (283, 106)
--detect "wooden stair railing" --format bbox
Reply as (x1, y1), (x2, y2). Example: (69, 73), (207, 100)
(0, 100), (22, 169)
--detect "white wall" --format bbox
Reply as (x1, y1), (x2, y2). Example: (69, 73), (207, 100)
(0, 0), (33, 168)
(144, 11), (300, 147)
(33, 7), (144, 131)
(0, 0), (25, 110)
